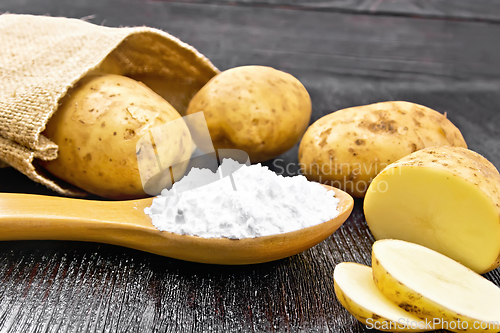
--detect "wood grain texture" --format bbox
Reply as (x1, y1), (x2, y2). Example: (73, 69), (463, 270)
(153, 0), (500, 23)
(2, 0), (500, 81)
(0, 0), (499, 332)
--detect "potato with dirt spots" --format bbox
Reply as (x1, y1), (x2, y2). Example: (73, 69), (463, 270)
(42, 74), (192, 199)
(298, 101), (467, 197)
(186, 65), (312, 163)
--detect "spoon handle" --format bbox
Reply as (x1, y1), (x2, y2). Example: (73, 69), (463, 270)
(0, 193), (155, 242)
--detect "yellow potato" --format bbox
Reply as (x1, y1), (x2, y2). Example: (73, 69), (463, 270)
(186, 65), (312, 163)
(42, 74), (192, 199)
(364, 146), (500, 273)
(372, 240), (500, 333)
(298, 101), (467, 197)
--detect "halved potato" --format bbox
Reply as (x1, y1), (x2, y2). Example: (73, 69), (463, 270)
(364, 146), (500, 273)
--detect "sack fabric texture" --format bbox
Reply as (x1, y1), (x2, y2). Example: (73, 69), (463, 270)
(0, 14), (218, 196)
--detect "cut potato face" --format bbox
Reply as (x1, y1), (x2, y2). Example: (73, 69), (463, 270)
(372, 239), (500, 333)
(364, 147), (500, 273)
(334, 262), (431, 332)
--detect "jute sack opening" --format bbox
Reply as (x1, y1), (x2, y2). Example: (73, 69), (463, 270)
(0, 14), (219, 196)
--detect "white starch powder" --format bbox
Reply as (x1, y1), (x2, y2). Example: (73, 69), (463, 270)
(144, 159), (340, 239)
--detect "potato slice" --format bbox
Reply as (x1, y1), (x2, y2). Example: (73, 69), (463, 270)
(372, 239), (500, 333)
(334, 262), (431, 332)
(364, 146), (500, 273)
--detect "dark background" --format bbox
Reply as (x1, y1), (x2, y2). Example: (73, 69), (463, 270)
(1, 1), (500, 332)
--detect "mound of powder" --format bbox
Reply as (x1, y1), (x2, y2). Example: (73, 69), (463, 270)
(144, 159), (340, 239)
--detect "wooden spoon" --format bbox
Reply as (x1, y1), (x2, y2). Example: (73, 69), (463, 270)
(0, 185), (353, 265)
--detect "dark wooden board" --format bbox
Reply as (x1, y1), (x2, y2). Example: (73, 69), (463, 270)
(155, 0), (500, 23)
(3, 0), (500, 81)
(0, 1), (500, 332)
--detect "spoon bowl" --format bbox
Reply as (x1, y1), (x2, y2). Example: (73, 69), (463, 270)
(0, 185), (353, 264)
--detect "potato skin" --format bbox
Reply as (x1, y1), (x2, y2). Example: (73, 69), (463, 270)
(186, 66), (312, 163)
(42, 74), (192, 199)
(369, 146), (500, 273)
(298, 101), (467, 197)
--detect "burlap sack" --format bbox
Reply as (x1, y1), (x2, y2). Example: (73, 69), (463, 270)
(0, 14), (219, 196)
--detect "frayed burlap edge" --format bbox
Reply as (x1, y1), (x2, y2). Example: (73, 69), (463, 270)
(0, 14), (219, 196)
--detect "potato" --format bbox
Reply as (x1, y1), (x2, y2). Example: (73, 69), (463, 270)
(364, 146), (500, 273)
(372, 240), (500, 333)
(186, 65), (311, 163)
(298, 101), (467, 197)
(42, 74), (192, 199)
(334, 262), (429, 332)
